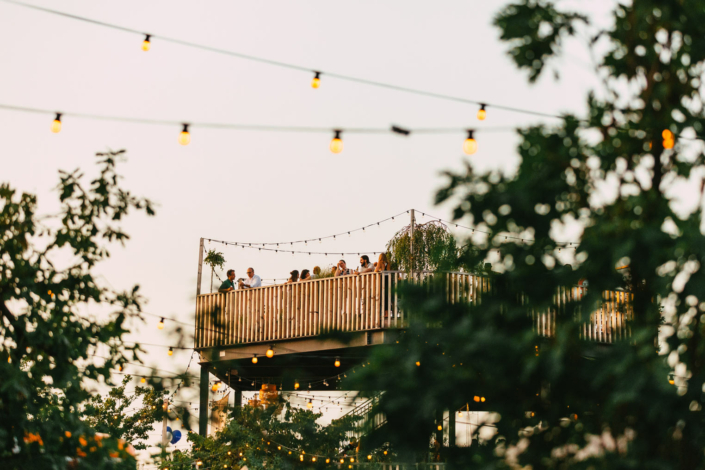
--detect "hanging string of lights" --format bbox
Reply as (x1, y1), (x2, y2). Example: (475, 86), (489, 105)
(0, 0), (564, 121)
(0, 103), (511, 154)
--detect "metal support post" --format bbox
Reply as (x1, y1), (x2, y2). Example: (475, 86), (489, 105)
(410, 209), (415, 280)
(199, 364), (209, 436)
(449, 409), (456, 447)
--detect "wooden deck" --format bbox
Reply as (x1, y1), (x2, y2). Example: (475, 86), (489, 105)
(194, 271), (633, 350)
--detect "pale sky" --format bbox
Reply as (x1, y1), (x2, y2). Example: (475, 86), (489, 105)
(1, 0), (613, 463)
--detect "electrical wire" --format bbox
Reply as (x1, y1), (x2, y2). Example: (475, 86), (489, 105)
(0, 0), (565, 120)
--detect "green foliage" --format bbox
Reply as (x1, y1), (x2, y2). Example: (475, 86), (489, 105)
(162, 402), (365, 469)
(82, 376), (169, 450)
(386, 220), (463, 273)
(204, 250), (226, 271)
(0, 150), (154, 469)
(353, 1), (705, 468)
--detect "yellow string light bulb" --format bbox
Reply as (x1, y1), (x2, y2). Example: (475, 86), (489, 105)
(168, 347), (173, 356)
(312, 457), (317, 462)
(326, 459), (330, 463)
(415, 361), (420, 367)
(266, 345), (274, 358)
(330, 130), (343, 154)
(50, 113), (62, 133)
(141, 377), (146, 383)
(142, 34), (151, 52)
(178, 123), (191, 146)
(437, 425), (442, 431)
(311, 71), (321, 89)
(662, 129), (675, 149)
(367, 455), (372, 460)
(307, 399), (313, 409)
(252, 354), (258, 364)
(334, 357), (341, 368)
(384, 451), (387, 455)
(158, 318), (164, 329)
(477, 104), (487, 121)
(294, 380), (300, 390)
(463, 130), (478, 155)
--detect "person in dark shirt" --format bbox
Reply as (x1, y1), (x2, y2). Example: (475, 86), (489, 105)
(219, 269), (236, 292)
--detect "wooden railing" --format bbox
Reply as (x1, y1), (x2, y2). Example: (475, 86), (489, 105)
(194, 271), (632, 349)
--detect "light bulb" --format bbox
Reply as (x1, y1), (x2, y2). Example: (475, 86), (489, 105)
(463, 130), (478, 155)
(307, 400), (313, 409)
(178, 123), (191, 146)
(415, 361), (420, 367)
(330, 130), (343, 154)
(142, 34), (151, 52)
(158, 318), (165, 329)
(311, 71), (321, 89)
(266, 346), (274, 358)
(141, 377), (146, 383)
(252, 354), (258, 364)
(368, 455), (372, 460)
(437, 425), (442, 431)
(334, 357), (341, 368)
(168, 347), (173, 356)
(50, 113), (62, 133)
(294, 381), (300, 390)
(477, 104), (487, 121)
(458, 412), (463, 417)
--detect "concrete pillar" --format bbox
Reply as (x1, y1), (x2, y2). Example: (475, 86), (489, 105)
(449, 410), (456, 447)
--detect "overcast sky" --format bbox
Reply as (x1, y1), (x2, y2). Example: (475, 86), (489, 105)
(1, 0), (615, 461)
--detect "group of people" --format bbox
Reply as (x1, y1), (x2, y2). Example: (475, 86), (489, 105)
(218, 253), (391, 292)
(286, 253), (390, 283)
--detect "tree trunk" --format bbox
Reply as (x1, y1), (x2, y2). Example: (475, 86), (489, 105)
(210, 267), (214, 293)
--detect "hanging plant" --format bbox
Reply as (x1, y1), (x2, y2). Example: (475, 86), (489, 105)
(386, 220), (464, 273)
(204, 249), (226, 293)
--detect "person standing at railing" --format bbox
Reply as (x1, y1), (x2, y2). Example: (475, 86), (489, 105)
(238, 267), (262, 289)
(300, 269), (311, 281)
(334, 260), (351, 276)
(354, 255), (375, 275)
(218, 269), (236, 292)
(374, 253), (390, 272)
(311, 266), (321, 279)
(287, 270), (299, 283)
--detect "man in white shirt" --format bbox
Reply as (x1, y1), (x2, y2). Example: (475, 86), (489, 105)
(238, 267), (262, 289)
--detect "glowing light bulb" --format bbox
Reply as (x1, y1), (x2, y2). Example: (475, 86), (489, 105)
(367, 455), (372, 460)
(158, 318), (164, 329)
(142, 34), (151, 51)
(330, 130), (343, 154)
(252, 354), (258, 364)
(662, 129), (675, 149)
(178, 123), (191, 146)
(415, 361), (420, 367)
(294, 381), (300, 390)
(437, 425), (442, 431)
(311, 71), (321, 89)
(334, 357), (341, 368)
(51, 113), (62, 133)
(312, 457), (317, 462)
(307, 399), (313, 409)
(266, 346), (274, 358)
(326, 459), (330, 463)
(168, 347), (173, 356)
(477, 104), (487, 121)
(463, 130), (478, 155)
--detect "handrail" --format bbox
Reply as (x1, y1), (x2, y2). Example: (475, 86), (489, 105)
(194, 272), (632, 349)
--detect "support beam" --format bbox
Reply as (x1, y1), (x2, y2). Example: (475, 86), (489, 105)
(199, 364), (209, 436)
(234, 388), (242, 410)
(410, 209), (415, 279)
(449, 409), (456, 447)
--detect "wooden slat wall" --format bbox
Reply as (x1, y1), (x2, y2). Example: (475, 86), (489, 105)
(194, 272), (633, 349)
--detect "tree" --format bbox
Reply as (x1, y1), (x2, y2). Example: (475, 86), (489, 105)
(353, 1), (705, 468)
(82, 376), (169, 451)
(204, 249), (226, 293)
(161, 401), (366, 470)
(386, 220), (464, 273)
(0, 150), (155, 469)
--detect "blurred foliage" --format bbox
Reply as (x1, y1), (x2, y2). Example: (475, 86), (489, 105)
(82, 376), (169, 451)
(161, 401), (377, 469)
(387, 220), (467, 273)
(353, 1), (705, 468)
(0, 150), (155, 469)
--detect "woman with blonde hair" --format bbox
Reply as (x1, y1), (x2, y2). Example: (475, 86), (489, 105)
(374, 252), (390, 272)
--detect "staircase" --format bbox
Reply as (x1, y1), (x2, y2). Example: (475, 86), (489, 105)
(342, 392), (386, 441)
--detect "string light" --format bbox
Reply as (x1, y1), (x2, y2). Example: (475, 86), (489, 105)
(330, 130), (343, 154)
(50, 113), (62, 133)
(141, 377), (146, 383)
(463, 130), (478, 155)
(168, 347), (173, 356)
(334, 357), (341, 368)
(251, 354), (258, 364)
(311, 71), (321, 89)
(265, 345), (275, 358)
(158, 318), (165, 329)
(477, 103), (487, 121)
(294, 380), (300, 390)
(178, 123), (191, 146)
(306, 399), (313, 409)
(142, 34), (151, 51)
(662, 129), (675, 149)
